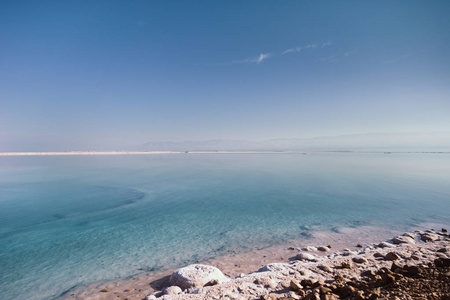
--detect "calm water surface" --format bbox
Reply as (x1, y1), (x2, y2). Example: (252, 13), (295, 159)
(0, 153), (449, 300)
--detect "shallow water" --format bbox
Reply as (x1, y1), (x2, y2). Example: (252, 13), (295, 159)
(0, 153), (449, 300)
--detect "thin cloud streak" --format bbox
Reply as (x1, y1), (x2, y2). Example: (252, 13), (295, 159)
(234, 53), (271, 64)
(282, 42), (332, 55)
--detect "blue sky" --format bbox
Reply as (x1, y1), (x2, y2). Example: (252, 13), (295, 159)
(1, 1), (450, 150)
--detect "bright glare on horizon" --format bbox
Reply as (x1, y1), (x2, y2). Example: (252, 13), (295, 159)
(1, 1), (449, 151)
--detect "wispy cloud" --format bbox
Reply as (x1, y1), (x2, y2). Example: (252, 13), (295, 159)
(282, 42), (332, 55)
(256, 53), (270, 63)
(231, 42), (332, 66)
(383, 52), (415, 64)
(234, 53), (271, 64)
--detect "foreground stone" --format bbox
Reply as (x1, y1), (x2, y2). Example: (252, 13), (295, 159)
(168, 264), (229, 289)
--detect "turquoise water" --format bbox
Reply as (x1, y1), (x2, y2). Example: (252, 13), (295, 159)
(0, 153), (449, 300)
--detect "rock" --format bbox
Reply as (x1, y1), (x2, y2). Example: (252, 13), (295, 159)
(373, 252), (384, 258)
(295, 252), (316, 261)
(353, 257), (368, 264)
(390, 262), (402, 272)
(290, 280), (303, 290)
(392, 235), (415, 244)
(411, 254), (420, 260)
(334, 275), (345, 282)
(145, 295), (157, 300)
(163, 286), (182, 295)
(100, 289), (109, 292)
(421, 232), (439, 242)
(302, 246), (318, 251)
(403, 265), (421, 275)
(342, 248), (350, 252)
(318, 265), (333, 273)
(318, 246), (330, 252)
(169, 264), (229, 289)
(356, 244), (363, 248)
(321, 294), (338, 300)
(341, 261), (353, 269)
(260, 295), (277, 300)
(361, 270), (375, 277)
(255, 277), (277, 289)
(304, 293), (320, 300)
(285, 291), (301, 299)
(443, 228), (448, 233)
(301, 279), (313, 287)
(435, 258), (450, 267)
(377, 242), (393, 248)
(319, 286), (332, 294)
(339, 286), (355, 298)
(288, 247), (295, 250)
(437, 248), (448, 253)
(385, 252), (400, 261)
(258, 263), (290, 273)
(403, 232), (416, 239)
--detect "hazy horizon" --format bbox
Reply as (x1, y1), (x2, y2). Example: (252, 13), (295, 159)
(1, 1), (450, 150)
(2, 131), (450, 152)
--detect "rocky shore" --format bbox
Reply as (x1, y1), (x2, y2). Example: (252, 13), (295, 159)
(142, 228), (449, 300)
(61, 227), (449, 300)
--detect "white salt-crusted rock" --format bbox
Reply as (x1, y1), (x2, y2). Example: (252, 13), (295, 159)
(392, 235), (415, 245)
(421, 232), (440, 242)
(169, 264), (229, 289)
(258, 263), (291, 273)
(317, 264), (333, 273)
(352, 256), (368, 264)
(295, 252), (316, 261)
(403, 232), (416, 239)
(301, 246), (318, 251)
(163, 286), (182, 295)
(378, 242), (393, 248)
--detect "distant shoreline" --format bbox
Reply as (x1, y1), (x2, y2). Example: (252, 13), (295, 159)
(0, 150), (449, 156)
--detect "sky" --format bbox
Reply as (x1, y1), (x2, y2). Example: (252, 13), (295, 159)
(1, 0), (450, 151)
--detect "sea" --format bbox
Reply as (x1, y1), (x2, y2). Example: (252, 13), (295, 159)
(0, 152), (449, 300)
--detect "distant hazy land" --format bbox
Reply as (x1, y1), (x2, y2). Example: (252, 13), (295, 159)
(137, 132), (450, 152)
(1, 132), (449, 154)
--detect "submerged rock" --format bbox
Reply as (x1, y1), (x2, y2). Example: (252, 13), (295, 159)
(169, 264), (229, 289)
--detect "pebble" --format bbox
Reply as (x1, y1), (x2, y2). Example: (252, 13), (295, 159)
(318, 246), (330, 252)
(385, 252), (400, 260)
(378, 242), (393, 248)
(301, 246), (318, 251)
(341, 262), (353, 269)
(353, 257), (368, 264)
(317, 265), (333, 273)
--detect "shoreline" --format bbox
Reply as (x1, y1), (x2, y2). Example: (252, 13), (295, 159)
(1, 151), (449, 157)
(58, 222), (449, 300)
